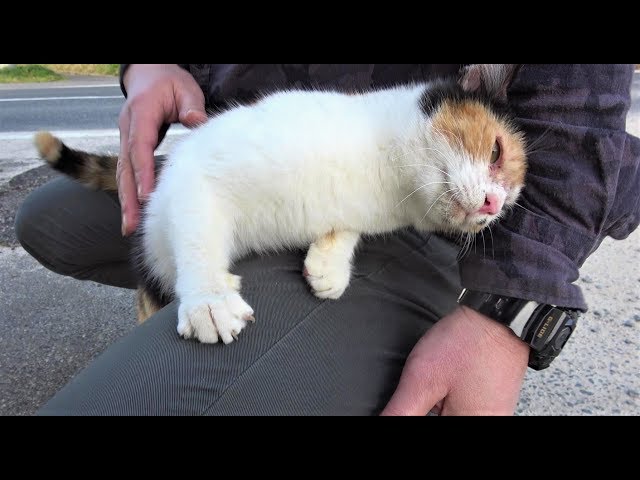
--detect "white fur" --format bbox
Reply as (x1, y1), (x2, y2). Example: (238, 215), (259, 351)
(142, 83), (521, 344)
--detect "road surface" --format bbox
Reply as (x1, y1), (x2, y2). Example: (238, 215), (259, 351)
(0, 77), (123, 133)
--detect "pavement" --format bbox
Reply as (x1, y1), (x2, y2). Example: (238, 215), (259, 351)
(0, 74), (638, 416)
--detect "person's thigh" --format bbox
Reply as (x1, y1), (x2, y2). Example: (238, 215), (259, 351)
(39, 229), (462, 416)
(14, 176), (136, 289)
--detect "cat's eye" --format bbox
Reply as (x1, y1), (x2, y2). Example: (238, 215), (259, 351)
(490, 139), (501, 164)
(491, 140), (502, 164)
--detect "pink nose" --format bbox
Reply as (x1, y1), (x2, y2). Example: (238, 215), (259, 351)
(478, 193), (501, 215)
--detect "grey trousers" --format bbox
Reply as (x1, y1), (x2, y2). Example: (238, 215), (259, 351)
(15, 176), (462, 415)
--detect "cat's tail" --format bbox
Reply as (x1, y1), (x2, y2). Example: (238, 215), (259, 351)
(34, 131), (118, 191)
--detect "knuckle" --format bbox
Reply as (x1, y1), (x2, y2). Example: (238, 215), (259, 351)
(126, 95), (144, 110)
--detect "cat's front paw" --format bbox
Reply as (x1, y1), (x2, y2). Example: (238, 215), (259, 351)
(177, 291), (255, 344)
(303, 244), (352, 300)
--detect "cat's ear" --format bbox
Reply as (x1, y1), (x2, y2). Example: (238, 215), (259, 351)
(459, 64), (522, 102)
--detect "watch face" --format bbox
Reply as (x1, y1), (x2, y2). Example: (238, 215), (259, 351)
(526, 309), (579, 370)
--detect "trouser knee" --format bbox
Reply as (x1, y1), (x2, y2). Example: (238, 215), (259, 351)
(15, 186), (83, 277)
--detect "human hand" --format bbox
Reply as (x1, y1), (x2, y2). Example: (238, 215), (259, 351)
(381, 306), (529, 416)
(118, 64), (207, 235)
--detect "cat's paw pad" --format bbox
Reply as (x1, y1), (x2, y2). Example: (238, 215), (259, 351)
(177, 292), (255, 344)
(304, 245), (352, 300)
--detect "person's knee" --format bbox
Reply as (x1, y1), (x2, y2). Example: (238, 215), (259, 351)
(15, 187), (47, 255)
(15, 182), (79, 276)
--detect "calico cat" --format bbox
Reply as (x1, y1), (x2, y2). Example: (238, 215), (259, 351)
(35, 64), (527, 345)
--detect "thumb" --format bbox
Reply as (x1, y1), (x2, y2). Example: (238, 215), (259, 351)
(179, 107), (208, 128)
(177, 94), (208, 128)
(380, 363), (447, 416)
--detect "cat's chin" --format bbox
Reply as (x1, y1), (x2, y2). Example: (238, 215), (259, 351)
(451, 213), (498, 235)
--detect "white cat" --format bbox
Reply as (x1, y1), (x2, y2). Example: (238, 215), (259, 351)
(35, 63), (527, 345)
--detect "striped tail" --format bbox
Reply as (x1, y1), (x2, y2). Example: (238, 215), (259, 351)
(34, 131), (118, 191)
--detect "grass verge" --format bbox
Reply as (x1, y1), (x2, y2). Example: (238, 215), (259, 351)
(43, 64), (119, 76)
(0, 65), (63, 83)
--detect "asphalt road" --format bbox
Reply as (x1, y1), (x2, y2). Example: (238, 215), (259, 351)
(0, 73), (638, 416)
(0, 77), (123, 133)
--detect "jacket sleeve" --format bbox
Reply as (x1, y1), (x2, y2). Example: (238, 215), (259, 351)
(459, 64), (640, 311)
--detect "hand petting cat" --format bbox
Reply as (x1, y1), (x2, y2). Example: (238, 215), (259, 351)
(118, 64), (208, 235)
(381, 306), (529, 416)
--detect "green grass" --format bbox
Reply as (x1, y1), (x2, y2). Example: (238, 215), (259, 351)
(43, 64), (119, 76)
(0, 65), (63, 83)
(0, 64), (119, 83)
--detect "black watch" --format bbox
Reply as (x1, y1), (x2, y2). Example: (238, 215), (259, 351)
(457, 289), (581, 370)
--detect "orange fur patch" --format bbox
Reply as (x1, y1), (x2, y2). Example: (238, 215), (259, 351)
(34, 131), (61, 164)
(432, 100), (527, 187)
(136, 287), (161, 323)
(316, 229), (338, 250)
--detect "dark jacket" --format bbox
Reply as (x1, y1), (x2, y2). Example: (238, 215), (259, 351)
(120, 64), (640, 311)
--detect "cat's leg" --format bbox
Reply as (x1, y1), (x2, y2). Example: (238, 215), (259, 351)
(136, 287), (162, 323)
(304, 230), (360, 299)
(168, 195), (254, 345)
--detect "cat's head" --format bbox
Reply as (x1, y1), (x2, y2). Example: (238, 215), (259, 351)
(414, 64), (527, 234)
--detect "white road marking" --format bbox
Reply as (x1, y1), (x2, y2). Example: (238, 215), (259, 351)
(0, 95), (122, 102)
(26, 83), (120, 89)
(0, 127), (189, 141)
(0, 83), (119, 91)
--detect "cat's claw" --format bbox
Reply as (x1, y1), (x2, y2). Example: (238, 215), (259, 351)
(177, 291), (254, 344)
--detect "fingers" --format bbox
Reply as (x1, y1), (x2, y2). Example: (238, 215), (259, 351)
(180, 108), (208, 128)
(118, 105), (159, 235)
(117, 117), (140, 236)
(128, 109), (159, 202)
(176, 86), (208, 128)
(380, 360), (447, 416)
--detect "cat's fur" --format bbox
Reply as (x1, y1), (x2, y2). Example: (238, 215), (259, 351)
(35, 64), (527, 345)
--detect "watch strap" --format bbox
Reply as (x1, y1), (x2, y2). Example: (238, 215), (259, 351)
(457, 289), (580, 370)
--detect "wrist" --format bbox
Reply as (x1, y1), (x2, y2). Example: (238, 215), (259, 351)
(457, 305), (531, 360)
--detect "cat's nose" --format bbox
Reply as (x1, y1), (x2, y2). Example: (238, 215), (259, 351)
(478, 193), (501, 215)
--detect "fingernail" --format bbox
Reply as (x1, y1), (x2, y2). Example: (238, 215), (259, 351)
(121, 215), (127, 236)
(186, 109), (206, 124)
(138, 185), (149, 203)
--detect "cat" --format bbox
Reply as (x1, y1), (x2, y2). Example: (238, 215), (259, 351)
(34, 63), (527, 345)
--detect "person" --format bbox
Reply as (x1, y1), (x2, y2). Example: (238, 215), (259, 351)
(15, 64), (640, 415)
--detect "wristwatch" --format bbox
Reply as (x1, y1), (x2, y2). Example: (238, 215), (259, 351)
(457, 289), (581, 370)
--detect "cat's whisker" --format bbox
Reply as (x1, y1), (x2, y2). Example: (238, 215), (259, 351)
(388, 146), (455, 180)
(488, 225), (495, 259)
(444, 189), (462, 211)
(524, 127), (552, 155)
(478, 123), (486, 161)
(419, 163), (453, 179)
(480, 230), (486, 260)
(392, 163), (450, 175)
(514, 202), (538, 216)
(392, 163), (453, 180)
(466, 233), (476, 259)
(395, 182), (452, 208)
(435, 128), (464, 152)
(389, 145), (448, 164)
(457, 232), (473, 261)
(421, 188), (457, 221)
